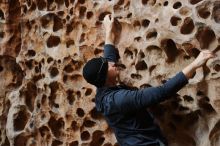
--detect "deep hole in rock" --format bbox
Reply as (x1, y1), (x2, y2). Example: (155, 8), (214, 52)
(133, 20), (141, 29)
(66, 89), (75, 105)
(36, 0), (46, 10)
(49, 67), (59, 77)
(170, 16), (181, 26)
(134, 36), (142, 42)
(48, 116), (64, 138)
(191, 48), (200, 58)
(13, 106), (30, 131)
(66, 23), (74, 34)
(183, 95), (194, 102)
(149, 65), (156, 73)
(26, 50), (36, 57)
(124, 48), (134, 59)
(53, 15), (63, 32)
(94, 48), (103, 55)
(47, 35), (61, 48)
(64, 0), (69, 7)
(196, 26), (216, 49)
(85, 88), (92, 96)
(39, 126), (50, 137)
(180, 17), (194, 34)
(140, 83), (152, 88)
(81, 131), (90, 141)
(198, 7), (210, 19)
(90, 130), (105, 146)
(47, 57), (54, 63)
(173, 2), (182, 9)
(138, 50), (145, 58)
(71, 120), (79, 131)
(14, 134), (29, 146)
(135, 60), (148, 70)
(52, 140), (63, 146)
(76, 108), (85, 117)
(24, 82), (37, 112)
(212, 1), (220, 23)
(64, 64), (74, 73)
(189, 0), (203, 5)
(99, 11), (111, 21)
(214, 64), (220, 72)
(79, 33), (85, 43)
(131, 73), (142, 80)
(78, 0), (85, 4)
(127, 12), (132, 18)
(142, 19), (150, 27)
(83, 119), (96, 127)
(66, 39), (75, 48)
(146, 31), (157, 39)
(163, 1), (168, 6)
(161, 39), (179, 62)
(86, 11), (93, 19)
(90, 107), (103, 120)
(69, 141), (79, 146)
(79, 6), (87, 19)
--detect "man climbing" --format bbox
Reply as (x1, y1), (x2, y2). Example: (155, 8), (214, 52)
(82, 15), (216, 146)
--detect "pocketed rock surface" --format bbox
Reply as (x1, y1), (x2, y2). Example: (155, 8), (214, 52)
(0, 0), (220, 146)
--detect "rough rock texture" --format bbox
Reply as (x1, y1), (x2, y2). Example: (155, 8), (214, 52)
(0, 0), (220, 146)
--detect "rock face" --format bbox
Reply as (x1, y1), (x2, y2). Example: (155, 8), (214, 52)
(0, 0), (220, 146)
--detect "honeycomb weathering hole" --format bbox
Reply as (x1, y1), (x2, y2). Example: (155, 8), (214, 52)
(52, 140), (63, 146)
(170, 16), (181, 26)
(48, 116), (64, 138)
(86, 11), (93, 19)
(142, 19), (150, 27)
(99, 12), (111, 21)
(161, 39), (179, 62)
(53, 15), (63, 32)
(196, 26), (216, 49)
(212, 1), (220, 23)
(69, 141), (78, 146)
(79, 6), (87, 19)
(78, 0), (85, 4)
(180, 17), (194, 34)
(13, 106), (30, 131)
(135, 60), (148, 70)
(146, 30), (157, 39)
(76, 108), (85, 117)
(214, 64), (220, 72)
(47, 35), (61, 48)
(173, 2), (182, 9)
(197, 7), (210, 19)
(90, 130), (105, 146)
(83, 119), (96, 127)
(189, 0), (203, 5)
(81, 131), (90, 141)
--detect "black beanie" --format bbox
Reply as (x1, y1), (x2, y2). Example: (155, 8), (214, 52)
(83, 57), (108, 87)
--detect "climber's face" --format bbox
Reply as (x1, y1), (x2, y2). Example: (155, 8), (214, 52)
(105, 62), (119, 85)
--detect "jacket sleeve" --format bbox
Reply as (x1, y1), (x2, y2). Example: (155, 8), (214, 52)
(104, 44), (120, 62)
(113, 71), (189, 113)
